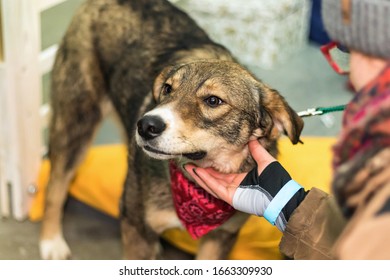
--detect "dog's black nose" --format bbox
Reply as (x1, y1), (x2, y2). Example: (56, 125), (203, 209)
(137, 115), (166, 140)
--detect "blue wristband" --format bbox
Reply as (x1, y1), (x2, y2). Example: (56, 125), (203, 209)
(263, 180), (302, 225)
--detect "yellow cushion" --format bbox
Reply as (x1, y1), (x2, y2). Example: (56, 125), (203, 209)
(29, 136), (335, 259)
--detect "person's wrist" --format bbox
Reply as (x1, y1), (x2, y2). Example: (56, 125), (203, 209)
(232, 161), (306, 231)
(232, 162), (291, 217)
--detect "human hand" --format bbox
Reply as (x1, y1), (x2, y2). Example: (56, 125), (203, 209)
(184, 140), (276, 205)
(185, 139), (305, 232)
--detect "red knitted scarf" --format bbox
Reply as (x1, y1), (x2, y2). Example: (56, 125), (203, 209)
(333, 63), (390, 169)
(169, 162), (236, 239)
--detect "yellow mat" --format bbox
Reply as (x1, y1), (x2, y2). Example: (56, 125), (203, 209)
(30, 136), (335, 259)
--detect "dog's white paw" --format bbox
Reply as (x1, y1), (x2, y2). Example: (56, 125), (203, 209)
(40, 235), (71, 260)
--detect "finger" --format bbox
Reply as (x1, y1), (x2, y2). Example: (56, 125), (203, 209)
(248, 140), (277, 174)
(184, 165), (220, 198)
(192, 168), (234, 204)
(200, 167), (244, 184)
(184, 163), (197, 173)
(185, 164), (242, 187)
(248, 140), (275, 162)
(190, 166), (246, 193)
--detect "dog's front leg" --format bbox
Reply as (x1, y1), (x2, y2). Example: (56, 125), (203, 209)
(196, 229), (238, 260)
(40, 161), (74, 260)
(120, 167), (162, 260)
(120, 218), (161, 260)
(196, 212), (249, 260)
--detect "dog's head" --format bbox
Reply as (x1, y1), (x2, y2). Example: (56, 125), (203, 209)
(136, 60), (303, 173)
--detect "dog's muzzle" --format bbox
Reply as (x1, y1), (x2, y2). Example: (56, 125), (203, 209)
(137, 115), (166, 140)
(136, 114), (207, 161)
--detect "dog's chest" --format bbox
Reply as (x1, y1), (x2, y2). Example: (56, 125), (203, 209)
(168, 162), (236, 239)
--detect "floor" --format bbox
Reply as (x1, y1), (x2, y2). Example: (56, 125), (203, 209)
(0, 1), (352, 260)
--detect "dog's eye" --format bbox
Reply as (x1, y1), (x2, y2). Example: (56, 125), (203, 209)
(162, 83), (172, 95)
(204, 96), (224, 108)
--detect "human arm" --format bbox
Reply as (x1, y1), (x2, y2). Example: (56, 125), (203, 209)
(185, 140), (345, 259)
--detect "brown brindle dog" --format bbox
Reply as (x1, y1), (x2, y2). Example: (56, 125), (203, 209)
(40, 0), (303, 259)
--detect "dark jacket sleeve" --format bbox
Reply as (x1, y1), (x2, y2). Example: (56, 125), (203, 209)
(279, 188), (346, 259)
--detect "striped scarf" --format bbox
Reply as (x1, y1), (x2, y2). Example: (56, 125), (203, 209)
(333, 62), (390, 213)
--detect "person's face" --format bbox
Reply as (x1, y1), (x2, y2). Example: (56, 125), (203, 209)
(321, 42), (388, 92)
(348, 51), (388, 92)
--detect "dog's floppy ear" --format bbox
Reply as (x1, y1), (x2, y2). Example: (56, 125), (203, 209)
(258, 85), (304, 144)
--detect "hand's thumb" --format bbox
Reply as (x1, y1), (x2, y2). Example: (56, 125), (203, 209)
(248, 140), (276, 166)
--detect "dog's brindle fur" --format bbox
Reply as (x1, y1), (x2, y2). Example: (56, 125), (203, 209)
(41, 0), (303, 259)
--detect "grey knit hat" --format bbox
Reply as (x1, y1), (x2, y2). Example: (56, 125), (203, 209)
(322, 0), (390, 59)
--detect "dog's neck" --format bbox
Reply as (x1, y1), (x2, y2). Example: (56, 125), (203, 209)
(177, 144), (256, 181)
(202, 145), (254, 173)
